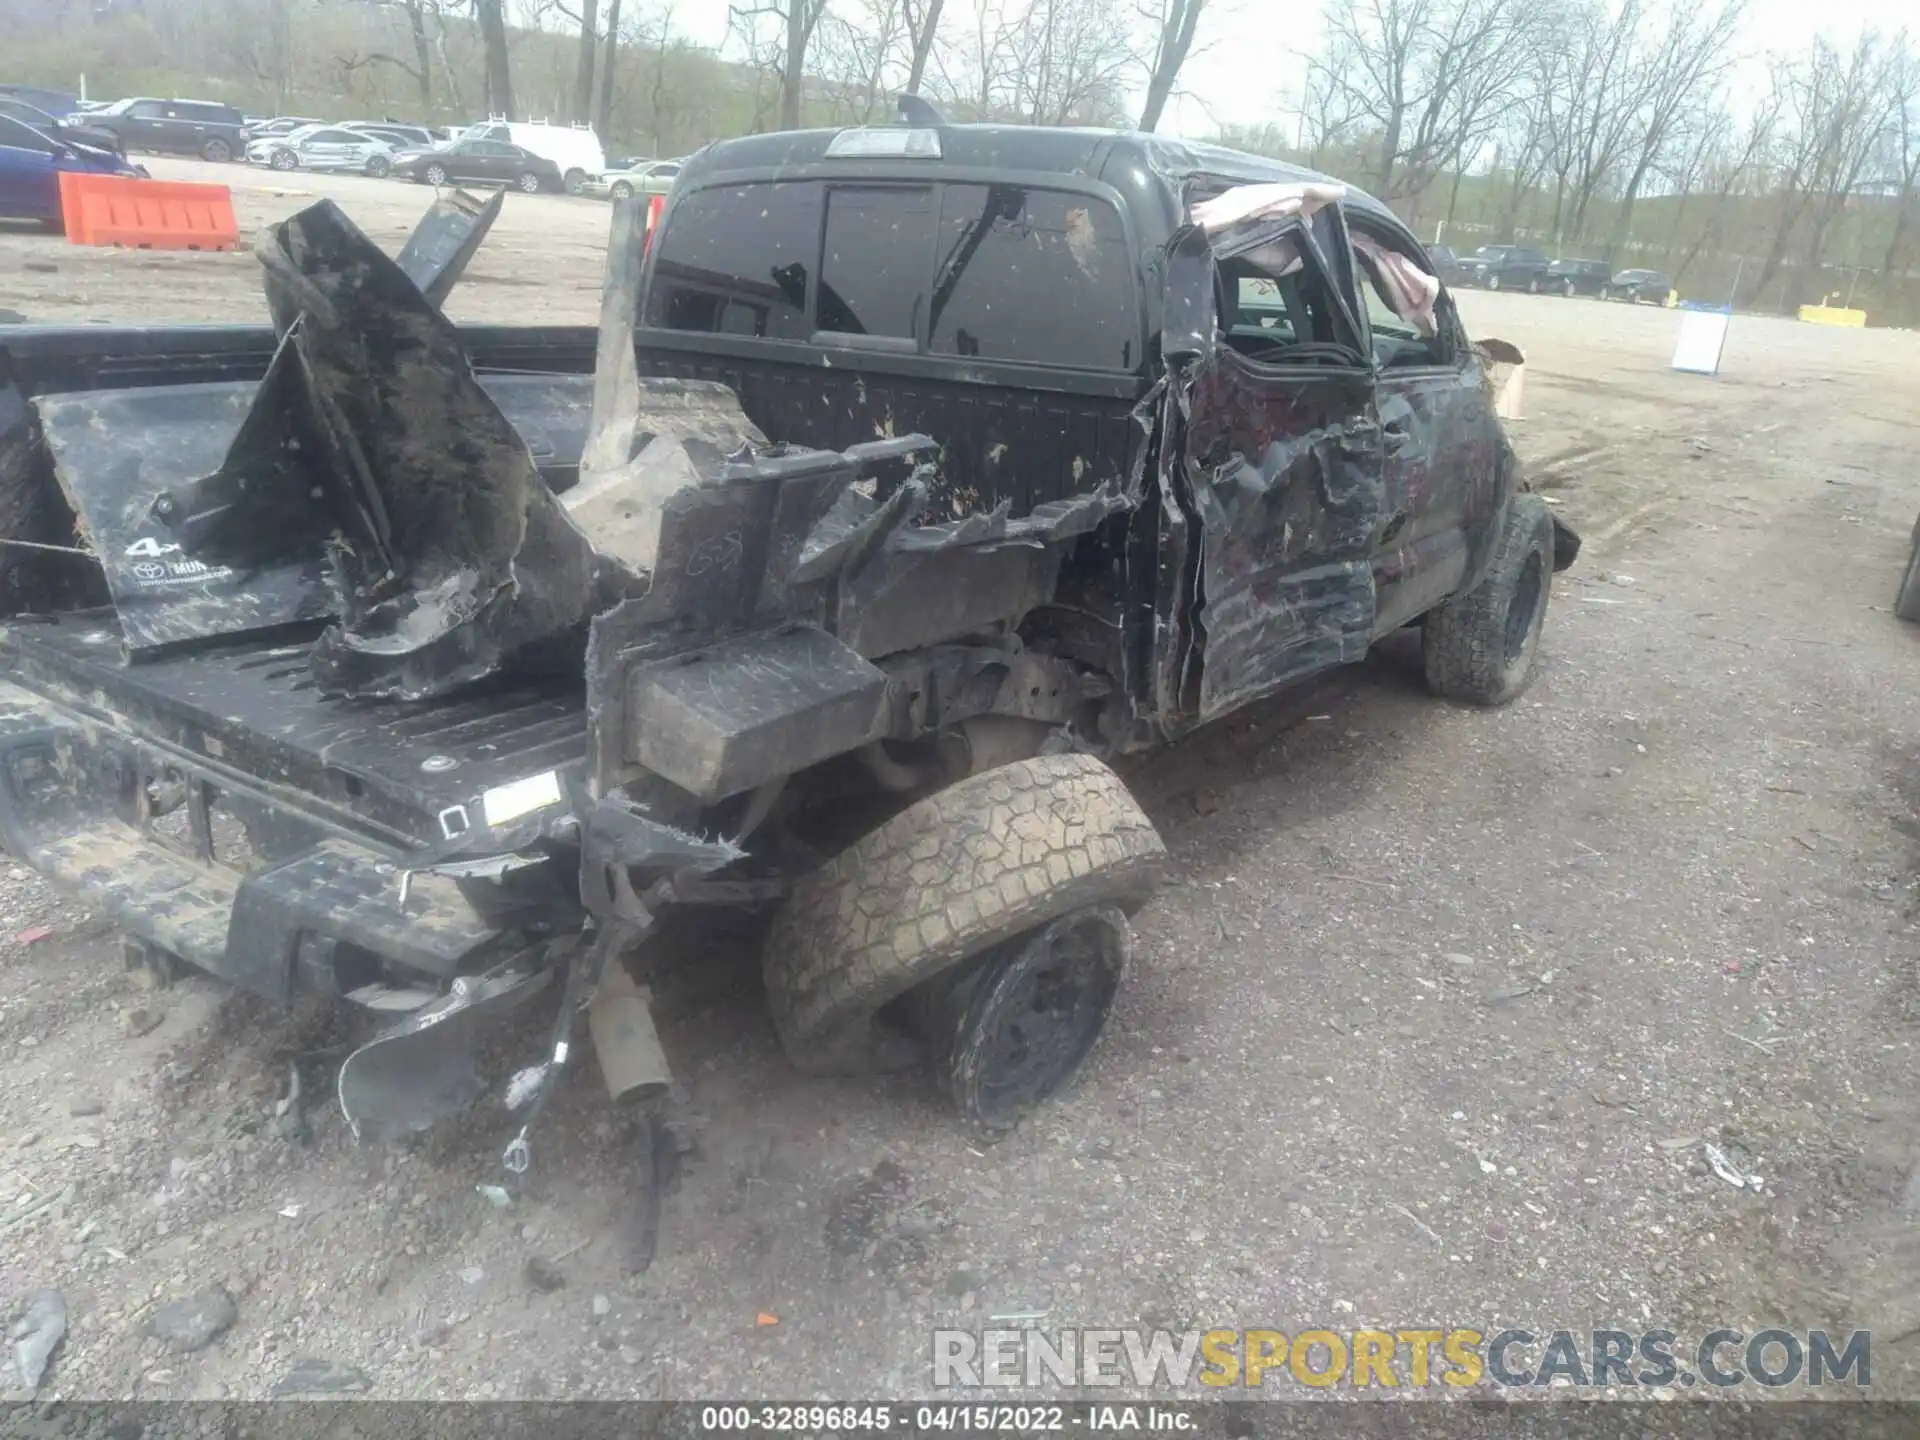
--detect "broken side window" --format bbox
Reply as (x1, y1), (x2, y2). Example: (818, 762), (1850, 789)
(818, 185), (936, 341)
(1350, 227), (1446, 369)
(928, 186), (1136, 372)
(1214, 231), (1347, 362)
(643, 181), (820, 341)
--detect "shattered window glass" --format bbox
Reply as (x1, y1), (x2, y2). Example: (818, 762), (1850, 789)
(929, 186), (1135, 371)
(1351, 228), (1445, 367)
(819, 186), (935, 339)
(1215, 233), (1344, 358)
(644, 182), (819, 341)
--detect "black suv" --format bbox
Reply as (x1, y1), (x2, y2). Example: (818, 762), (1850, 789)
(1547, 259), (1610, 297)
(1454, 245), (1551, 292)
(89, 97), (247, 162)
(1602, 269), (1672, 304)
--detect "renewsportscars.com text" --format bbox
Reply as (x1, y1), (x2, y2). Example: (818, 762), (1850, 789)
(931, 1326), (1871, 1390)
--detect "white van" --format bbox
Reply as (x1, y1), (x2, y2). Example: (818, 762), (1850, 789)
(463, 119), (606, 194)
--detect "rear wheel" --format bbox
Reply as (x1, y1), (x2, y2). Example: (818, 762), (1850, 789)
(563, 168), (586, 195)
(516, 171), (542, 193)
(609, 180), (634, 201)
(201, 137), (233, 163)
(764, 754), (1166, 1119)
(269, 149), (297, 171)
(1487, 273), (1503, 291)
(1562, 279), (1576, 297)
(365, 154), (392, 179)
(1423, 494), (1556, 707)
(423, 162), (448, 186)
(1526, 275), (1541, 294)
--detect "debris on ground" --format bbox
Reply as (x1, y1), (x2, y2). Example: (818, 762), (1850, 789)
(524, 1256), (566, 1293)
(121, 1007), (162, 1038)
(1704, 1142), (1764, 1191)
(475, 1184), (512, 1210)
(144, 1285), (237, 1353)
(272, 1358), (371, 1396)
(12, 926), (54, 946)
(12, 1290), (66, 1392)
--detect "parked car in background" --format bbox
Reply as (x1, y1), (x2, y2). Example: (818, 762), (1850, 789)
(390, 136), (562, 192)
(1601, 269), (1673, 304)
(0, 86), (81, 118)
(0, 114), (142, 231)
(1427, 243), (1466, 287)
(1454, 244), (1552, 291)
(242, 116), (323, 143)
(459, 120), (604, 194)
(1547, 258), (1611, 297)
(345, 122), (434, 150)
(0, 97), (126, 158)
(246, 124), (396, 177)
(89, 98), (247, 162)
(581, 157), (681, 201)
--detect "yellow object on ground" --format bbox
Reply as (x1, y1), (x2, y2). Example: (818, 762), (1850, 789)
(1798, 305), (1867, 327)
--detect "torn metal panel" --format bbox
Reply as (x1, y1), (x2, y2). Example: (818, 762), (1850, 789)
(250, 200), (636, 701)
(627, 624), (888, 802)
(393, 188), (505, 311)
(1183, 361), (1383, 722)
(837, 541), (1063, 659)
(337, 960), (552, 1143)
(33, 379), (334, 652)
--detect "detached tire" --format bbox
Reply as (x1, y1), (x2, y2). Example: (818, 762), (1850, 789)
(1423, 493), (1555, 706)
(764, 754), (1167, 1086)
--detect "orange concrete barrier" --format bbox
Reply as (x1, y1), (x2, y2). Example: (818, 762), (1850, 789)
(58, 172), (239, 252)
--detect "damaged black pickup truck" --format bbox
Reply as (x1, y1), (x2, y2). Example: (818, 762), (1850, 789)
(0, 122), (1576, 1195)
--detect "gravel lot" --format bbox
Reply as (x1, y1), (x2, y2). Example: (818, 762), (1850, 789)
(4, 158), (1920, 1405)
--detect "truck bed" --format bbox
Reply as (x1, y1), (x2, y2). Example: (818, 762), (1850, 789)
(1, 610), (586, 847)
(0, 612), (583, 998)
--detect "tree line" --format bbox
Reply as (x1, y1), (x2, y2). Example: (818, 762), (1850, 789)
(4, 0), (1916, 319)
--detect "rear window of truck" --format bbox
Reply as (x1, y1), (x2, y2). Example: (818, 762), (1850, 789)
(645, 179), (1136, 372)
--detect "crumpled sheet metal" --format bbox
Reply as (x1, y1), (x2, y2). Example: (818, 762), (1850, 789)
(249, 201), (637, 701)
(1191, 181), (1348, 235)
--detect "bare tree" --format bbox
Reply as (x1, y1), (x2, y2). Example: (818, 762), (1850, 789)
(1310, 0), (1536, 203)
(1137, 0), (1205, 133)
(595, 0), (625, 136)
(361, 0), (441, 107)
(573, 0), (601, 123)
(902, 0), (944, 95)
(1883, 32), (1920, 278)
(728, 0), (834, 128)
(1605, 2), (1745, 251)
(475, 0), (516, 117)
(1747, 32), (1898, 305)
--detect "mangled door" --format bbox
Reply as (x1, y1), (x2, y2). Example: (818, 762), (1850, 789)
(1152, 190), (1384, 733)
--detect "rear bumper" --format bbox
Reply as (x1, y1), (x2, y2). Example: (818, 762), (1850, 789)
(0, 678), (508, 1004)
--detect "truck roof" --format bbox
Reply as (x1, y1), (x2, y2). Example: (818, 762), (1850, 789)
(678, 124), (1402, 231)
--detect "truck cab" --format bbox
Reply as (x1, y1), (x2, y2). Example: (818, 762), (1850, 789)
(637, 124), (1530, 734)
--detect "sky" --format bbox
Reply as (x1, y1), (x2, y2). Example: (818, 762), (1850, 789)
(665, 0), (1914, 138)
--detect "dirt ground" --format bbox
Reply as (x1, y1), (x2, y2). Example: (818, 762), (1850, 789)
(0, 158), (612, 327)
(5, 157), (1920, 1405)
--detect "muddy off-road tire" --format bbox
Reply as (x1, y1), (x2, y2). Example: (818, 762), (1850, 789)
(764, 754), (1167, 1082)
(1423, 493), (1555, 706)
